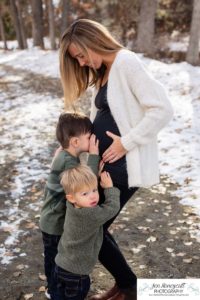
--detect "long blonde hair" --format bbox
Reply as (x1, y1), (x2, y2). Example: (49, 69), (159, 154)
(59, 19), (123, 108)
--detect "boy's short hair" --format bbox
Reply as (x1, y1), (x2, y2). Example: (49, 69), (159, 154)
(56, 112), (92, 148)
(61, 165), (97, 195)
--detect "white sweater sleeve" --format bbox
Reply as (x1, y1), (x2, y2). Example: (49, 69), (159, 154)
(120, 55), (173, 151)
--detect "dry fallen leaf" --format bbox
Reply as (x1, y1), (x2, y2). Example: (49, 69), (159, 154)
(3, 227), (13, 233)
(176, 252), (186, 257)
(178, 220), (185, 224)
(16, 264), (25, 270)
(146, 236), (157, 242)
(25, 222), (38, 229)
(13, 271), (21, 277)
(39, 286), (46, 292)
(184, 241), (193, 246)
(139, 265), (146, 269)
(166, 205), (172, 210)
(163, 212), (169, 217)
(4, 251), (13, 256)
(169, 230), (177, 235)
(35, 214), (40, 219)
(193, 256), (199, 260)
(166, 248), (174, 253)
(99, 271), (106, 277)
(24, 294), (33, 300)
(14, 248), (21, 253)
(154, 199), (160, 203)
(39, 274), (46, 281)
(138, 244), (146, 249)
(131, 248), (141, 254)
(183, 258), (193, 264)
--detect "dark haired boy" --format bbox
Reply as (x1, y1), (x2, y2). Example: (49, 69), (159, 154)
(39, 112), (99, 299)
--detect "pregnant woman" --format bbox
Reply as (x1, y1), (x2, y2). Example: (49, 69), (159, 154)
(59, 19), (173, 300)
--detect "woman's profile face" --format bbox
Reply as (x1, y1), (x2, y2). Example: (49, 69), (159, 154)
(68, 43), (103, 69)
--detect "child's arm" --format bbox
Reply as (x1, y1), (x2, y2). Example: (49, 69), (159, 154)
(87, 134), (100, 176)
(86, 172), (120, 226)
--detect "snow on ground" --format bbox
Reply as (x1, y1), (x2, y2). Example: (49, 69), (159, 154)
(0, 37), (59, 77)
(0, 87), (63, 264)
(0, 39), (200, 262)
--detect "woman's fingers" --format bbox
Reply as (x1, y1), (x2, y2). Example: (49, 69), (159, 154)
(103, 149), (120, 162)
(102, 147), (115, 161)
(107, 156), (118, 163)
(102, 147), (111, 157)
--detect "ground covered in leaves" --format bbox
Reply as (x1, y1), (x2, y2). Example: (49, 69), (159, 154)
(0, 65), (200, 300)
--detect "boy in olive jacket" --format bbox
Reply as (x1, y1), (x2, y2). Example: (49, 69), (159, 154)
(39, 112), (99, 299)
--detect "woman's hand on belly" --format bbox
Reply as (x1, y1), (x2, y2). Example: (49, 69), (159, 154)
(102, 131), (127, 163)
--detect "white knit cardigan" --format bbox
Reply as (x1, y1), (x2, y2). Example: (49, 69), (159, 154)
(90, 49), (173, 188)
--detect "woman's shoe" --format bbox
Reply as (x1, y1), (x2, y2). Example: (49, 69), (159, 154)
(89, 284), (119, 300)
(108, 287), (137, 300)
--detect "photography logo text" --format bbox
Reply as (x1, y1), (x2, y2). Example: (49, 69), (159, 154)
(151, 282), (187, 296)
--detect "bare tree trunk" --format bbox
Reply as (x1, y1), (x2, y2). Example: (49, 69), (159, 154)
(96, 0), (111, 26)
(31, 0), (44, 49)
(48, 0), (56, 49)
(186, 0), (200, 65)
(0, 7), (7, 50)
(136, 0), (157, 54)
(10, 0), (24, 49)
(61, 0), (70, 35)
(16, 0), (27, 48)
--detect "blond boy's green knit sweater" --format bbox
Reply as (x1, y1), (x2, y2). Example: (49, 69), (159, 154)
(39, 150), (100, 235)
(55, 187), (120, 275)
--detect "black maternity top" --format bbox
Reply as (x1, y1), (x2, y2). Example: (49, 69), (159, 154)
(92, 82), (128, 187)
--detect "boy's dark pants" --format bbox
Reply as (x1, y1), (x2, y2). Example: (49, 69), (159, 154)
(42, 231), (61, 295)
(51, 265), (90, 300)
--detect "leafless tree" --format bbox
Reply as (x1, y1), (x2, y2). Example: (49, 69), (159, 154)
(0, 6), (7, 50)
(186, 0), (200, 65)
(61, 0), (70, 35)
(136, 0), (157, 54)
(10, 0), (27, 49)
(48, 0), (56, 49)
(31, 0), (44, 49)
(16, 0), (27, 48)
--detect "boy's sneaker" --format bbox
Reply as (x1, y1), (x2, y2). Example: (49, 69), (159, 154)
(45, 287), (51, 299)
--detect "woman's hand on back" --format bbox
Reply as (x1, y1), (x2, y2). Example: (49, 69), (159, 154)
(102, 131), (127, 163)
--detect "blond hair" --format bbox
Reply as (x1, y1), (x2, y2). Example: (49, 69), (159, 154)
(59, 19), (123, 108)
(61, 165), (98, 195)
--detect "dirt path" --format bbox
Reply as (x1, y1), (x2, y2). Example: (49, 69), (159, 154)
(0, 64), (200, 300)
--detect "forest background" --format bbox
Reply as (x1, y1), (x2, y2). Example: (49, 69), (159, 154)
(0, 0), (200, 65)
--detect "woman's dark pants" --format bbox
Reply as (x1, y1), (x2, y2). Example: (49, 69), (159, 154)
(98, 184), (138, 289)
